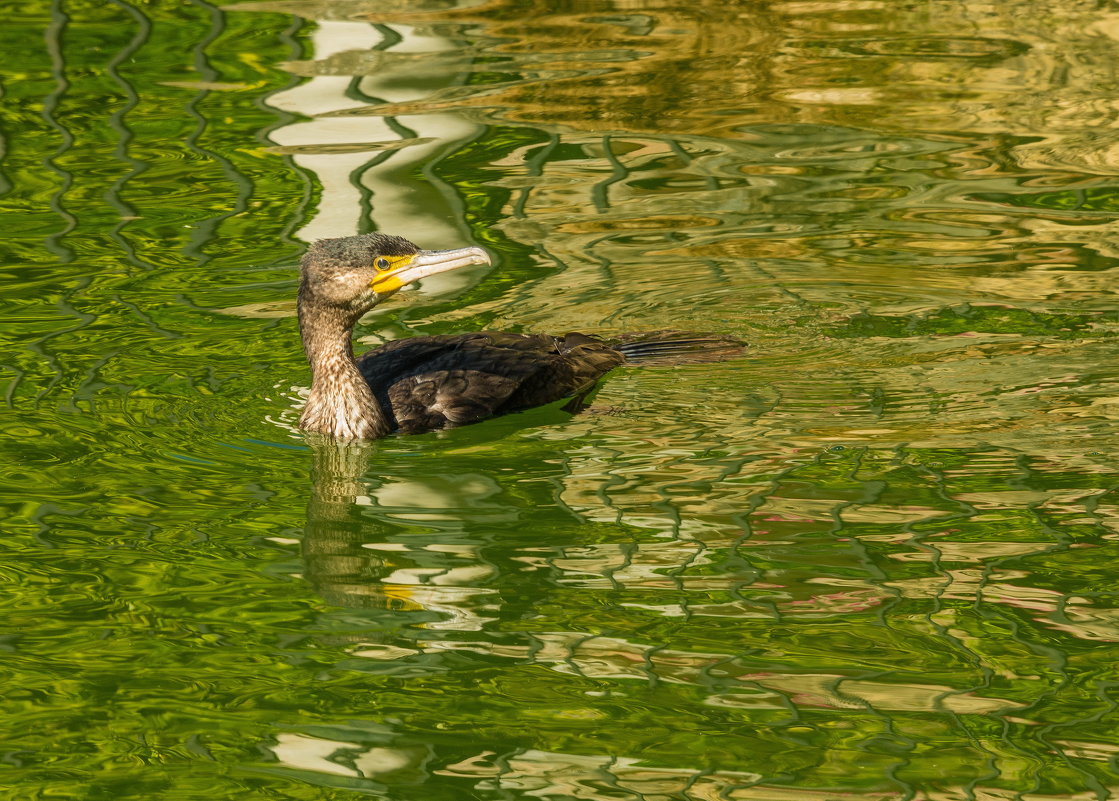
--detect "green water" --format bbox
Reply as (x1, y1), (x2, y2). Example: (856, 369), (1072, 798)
(5, 0), (1119, 798)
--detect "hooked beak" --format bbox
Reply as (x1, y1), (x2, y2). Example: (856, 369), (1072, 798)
(371, 246), (492, 294)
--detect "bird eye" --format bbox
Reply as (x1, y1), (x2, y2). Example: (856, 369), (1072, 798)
(375, 257), (390, 271)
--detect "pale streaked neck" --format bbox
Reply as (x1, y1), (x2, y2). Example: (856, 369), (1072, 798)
(297, 300), (389, 439)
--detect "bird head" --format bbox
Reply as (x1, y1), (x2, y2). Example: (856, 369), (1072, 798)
(298, 233), (492, 316)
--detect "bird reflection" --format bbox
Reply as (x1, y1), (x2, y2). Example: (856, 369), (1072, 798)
(301, 434), (502, 631)
(301, 434), (379, 611)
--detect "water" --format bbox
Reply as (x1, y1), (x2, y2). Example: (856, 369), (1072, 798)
(4, 0), (1119, 798)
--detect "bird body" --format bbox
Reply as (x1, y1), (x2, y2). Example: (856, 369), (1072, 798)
(356, 331), (624, 434)
(295, 233), (741, 439)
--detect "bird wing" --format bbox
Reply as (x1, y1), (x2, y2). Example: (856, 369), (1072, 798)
(384, 342), (549, 433)
(357, 332), (623, 434)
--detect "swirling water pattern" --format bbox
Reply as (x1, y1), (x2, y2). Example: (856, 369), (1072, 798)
(4, 0), (1119, 799)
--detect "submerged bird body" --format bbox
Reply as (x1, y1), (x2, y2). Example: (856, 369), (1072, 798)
(296, 233), (740, 439)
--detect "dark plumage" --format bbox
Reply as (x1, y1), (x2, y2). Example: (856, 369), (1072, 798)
(358, 331), (624, 434)
(296, 233), (741, 439)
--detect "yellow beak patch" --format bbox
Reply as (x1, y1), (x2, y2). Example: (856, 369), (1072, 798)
(370, 254), (416, 294)
(369, 246), (492, 296)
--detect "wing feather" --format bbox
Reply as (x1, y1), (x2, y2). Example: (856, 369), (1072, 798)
(356, 332), (624, 433)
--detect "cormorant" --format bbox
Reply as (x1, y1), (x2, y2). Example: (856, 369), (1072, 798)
(297, 233), (741, 439)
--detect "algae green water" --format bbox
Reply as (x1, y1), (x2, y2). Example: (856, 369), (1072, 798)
(5, 1), (1119, 798)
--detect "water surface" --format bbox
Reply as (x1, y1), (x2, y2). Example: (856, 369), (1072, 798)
(4, 0), (1119, 798)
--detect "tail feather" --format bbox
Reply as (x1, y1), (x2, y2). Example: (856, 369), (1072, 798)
(610, 330), (746, 365)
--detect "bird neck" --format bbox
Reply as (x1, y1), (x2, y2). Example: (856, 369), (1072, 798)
(297, 300), (390, 439)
